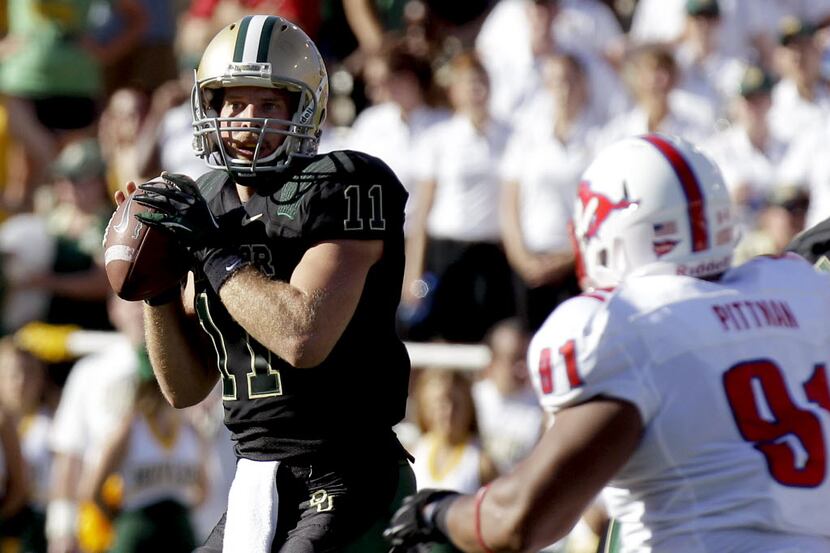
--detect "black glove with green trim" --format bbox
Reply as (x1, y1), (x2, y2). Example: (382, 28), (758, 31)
(787, 215), (830, 271)
(384, 489), (460, 553)
(134, 172), (250, 293)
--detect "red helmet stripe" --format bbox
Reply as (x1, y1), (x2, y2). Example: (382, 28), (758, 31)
(641, 134), (709, 252)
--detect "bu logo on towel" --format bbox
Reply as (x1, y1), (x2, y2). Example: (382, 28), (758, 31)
(310, 489), (334, 512)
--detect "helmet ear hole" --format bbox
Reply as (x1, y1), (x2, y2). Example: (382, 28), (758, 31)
(611, 237), (629, 277)
(597, 249), (608, 268)
(204, 88), (222, 118)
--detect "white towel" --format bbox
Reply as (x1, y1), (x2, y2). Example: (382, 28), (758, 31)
(223, 458), (280, 553)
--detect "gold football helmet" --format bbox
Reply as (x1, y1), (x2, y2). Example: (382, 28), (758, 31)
(191, 15), (329, 174)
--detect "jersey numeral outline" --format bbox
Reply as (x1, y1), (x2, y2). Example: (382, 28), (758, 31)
(196, 291), (235, 399)
(344, 184), (386, 231)
(196, 292), (283, 400)
(723, 360), (830, 488)
(538, 339), (583, 394)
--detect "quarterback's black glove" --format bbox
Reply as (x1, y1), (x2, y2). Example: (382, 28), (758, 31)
(384, 489), (460, 553)
(134, 172), (222, 252)
(134, 172), (250, 292)
(786, 215), (830, 270)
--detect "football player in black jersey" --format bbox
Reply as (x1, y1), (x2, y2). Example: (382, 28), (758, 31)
(115, 14), (415, 553)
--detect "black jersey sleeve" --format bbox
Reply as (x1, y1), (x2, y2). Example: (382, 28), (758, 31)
(300, 151), (408, 243)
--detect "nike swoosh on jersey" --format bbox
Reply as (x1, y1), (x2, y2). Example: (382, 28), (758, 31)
(242, 213), (264, 225)
(226, 260), (242, 272)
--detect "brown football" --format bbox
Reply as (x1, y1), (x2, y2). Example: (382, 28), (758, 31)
(103, 191), (189, 301)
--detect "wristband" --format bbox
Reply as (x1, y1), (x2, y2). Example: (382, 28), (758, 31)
(427, 493), (458, 538)
(45, 499), (77, 540)
(474, 484), (494, 553)
(201, 248), (251, 294)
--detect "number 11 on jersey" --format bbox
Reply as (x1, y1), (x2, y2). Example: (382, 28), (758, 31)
(538, 340), (584, 395)
(196, 292), (283, 400)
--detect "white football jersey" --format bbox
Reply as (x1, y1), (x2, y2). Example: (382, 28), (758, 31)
(529, 255), (830, 552)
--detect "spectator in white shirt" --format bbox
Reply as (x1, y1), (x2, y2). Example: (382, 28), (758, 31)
(776, 113), (830, 228)
(402, 52), (514, 344)
(768, 16), (830, 143)
(133, 67), (208, 182)
(347, 45), (450, 232)
(476, 0), (627, 125)
(597, 44), (714, 148)
(747, 0), (830, 66)
(702, 65), (791, 230)
(673, 0), (746, 119)
(477, 0), (624, 66)
(733, 185), (809, 264)
(472, 318), (543, 475)
(629, 0), (759, 61)
(500, 52), (597, 331)
(46, 296), (140, 553)
(411, 368), (498, 497)
(550, 0), (626, 64)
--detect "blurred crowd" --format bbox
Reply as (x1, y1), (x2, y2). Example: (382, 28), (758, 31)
(0, 0), (828, 552)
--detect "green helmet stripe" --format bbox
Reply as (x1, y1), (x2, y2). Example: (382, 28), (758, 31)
(257, 16), (277, 62)
(233, 15), (253, 62)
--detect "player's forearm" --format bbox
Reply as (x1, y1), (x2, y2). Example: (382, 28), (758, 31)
(445, 488), (519, 552)
(444, 472), (577, 552)
(144, 302), (218, 407)
(440, 475), (585, 553)
(446, 399), (643, 552)
(220, 267), (329, 368)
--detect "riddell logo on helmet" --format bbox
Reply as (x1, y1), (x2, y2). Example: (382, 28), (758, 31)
(578, 180), (639, 239)
(299, 80), (326, 125)
(676, 255), (732, 277)
(300, 103), (314, 125)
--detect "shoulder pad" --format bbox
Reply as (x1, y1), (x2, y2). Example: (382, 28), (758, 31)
(315, 149), (400, 182)
(297, 150), (407, 241)
(528, 294), (610, 402)
(528, 292), (660, 423)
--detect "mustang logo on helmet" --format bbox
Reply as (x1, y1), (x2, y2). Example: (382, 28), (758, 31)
(577, 180), (639, 240)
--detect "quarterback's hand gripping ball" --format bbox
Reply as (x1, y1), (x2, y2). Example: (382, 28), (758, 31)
(133, 171), (223, 258)
(103, 185), (189, 301)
